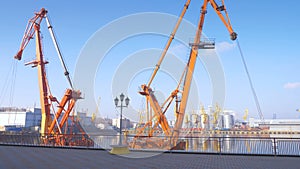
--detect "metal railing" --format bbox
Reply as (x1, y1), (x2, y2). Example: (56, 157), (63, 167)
(276, 138), (300, 156)
(1, 133), (300, 156)
(0, 133), (41, 146)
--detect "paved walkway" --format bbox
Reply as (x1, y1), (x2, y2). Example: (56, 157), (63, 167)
(0, 145), (299, 169)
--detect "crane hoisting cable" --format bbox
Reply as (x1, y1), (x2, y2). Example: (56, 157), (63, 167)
(236, 39), (264, 120)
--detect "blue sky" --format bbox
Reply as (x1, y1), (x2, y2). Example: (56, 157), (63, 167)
(0, 0), (300, 120)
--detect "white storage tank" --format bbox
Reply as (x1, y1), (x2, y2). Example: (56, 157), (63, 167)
(223, 114), (234, 130)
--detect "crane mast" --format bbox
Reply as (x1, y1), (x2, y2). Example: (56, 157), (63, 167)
(34, 23), (53, 136)
(173, 0), (237, 142)
(172, 0), (209, 140)
(14, 8), (52, 135)
(173, 0), (236, 146)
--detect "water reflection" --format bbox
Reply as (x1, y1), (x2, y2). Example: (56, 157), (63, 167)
(92, 135), (120, 149)
(185, 135), (274, 154)
(92, 134), (297, 155)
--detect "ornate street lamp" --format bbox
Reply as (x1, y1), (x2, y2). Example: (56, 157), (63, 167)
(114, 93), (130, 145)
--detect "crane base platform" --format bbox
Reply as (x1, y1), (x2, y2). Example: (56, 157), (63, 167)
(110, 145), (130, 155)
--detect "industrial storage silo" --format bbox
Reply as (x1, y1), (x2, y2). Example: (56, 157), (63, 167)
(223, 114), (234, 130)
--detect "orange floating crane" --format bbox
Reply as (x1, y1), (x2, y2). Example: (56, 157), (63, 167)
(133, 0), (236, 149)
(14, 8), (93, 146)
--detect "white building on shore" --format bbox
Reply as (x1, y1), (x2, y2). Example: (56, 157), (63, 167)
(0, 107), (41, 131)
(249, 118), (300, 131)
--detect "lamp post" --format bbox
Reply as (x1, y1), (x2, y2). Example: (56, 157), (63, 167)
(114, 93), (130, 145)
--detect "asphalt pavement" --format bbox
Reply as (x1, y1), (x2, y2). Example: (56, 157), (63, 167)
(0, 145), (299, 169)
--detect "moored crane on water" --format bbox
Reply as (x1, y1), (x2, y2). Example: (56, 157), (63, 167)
(14, 8), (93, 146)
(132, 0), (237, 150)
